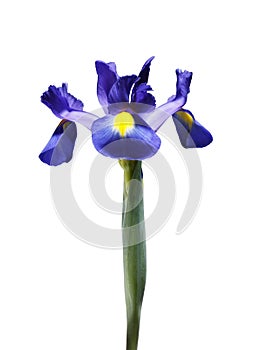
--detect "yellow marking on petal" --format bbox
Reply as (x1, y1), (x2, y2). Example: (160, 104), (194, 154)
(176, 110), (193, 129)
(113, 112), (135, 137)
(61, 120), (71, 130)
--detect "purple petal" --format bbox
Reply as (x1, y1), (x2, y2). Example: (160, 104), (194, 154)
(136, 56), (155, 86)
(58, 83), (84, 110)
(41, 83), (83, 117)
(95, 61), (118, 110)
(175, 69), (192, 98)
(91, 112), (161, 160)
(41, 85), (69, 118)
(107, 75), (138, 105)
(131, 83), (156, 110)
(145, 69), (193, 131)
(41, 84), (97, 129)
(173, 109), (213, 148)
(131, 57), (156, 108)
(39, 120), (77, 166)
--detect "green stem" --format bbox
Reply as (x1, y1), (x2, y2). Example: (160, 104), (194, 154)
(119, 160), (146, 350)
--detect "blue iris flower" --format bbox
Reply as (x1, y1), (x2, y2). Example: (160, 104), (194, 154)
(39, 57), (213, 166)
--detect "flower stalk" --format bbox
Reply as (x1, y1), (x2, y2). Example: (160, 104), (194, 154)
(120, 160), (146, 350)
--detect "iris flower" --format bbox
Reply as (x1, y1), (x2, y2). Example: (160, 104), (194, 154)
(39, 57), (212, 166)
(39, 57), (213, 350)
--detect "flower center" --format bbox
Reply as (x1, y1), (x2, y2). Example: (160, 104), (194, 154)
(113, 112), (135, 137)
(176, 110), (193, 129)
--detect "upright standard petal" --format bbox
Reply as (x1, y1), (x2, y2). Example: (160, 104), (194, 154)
(131, 83), (156, 110)
(41, 84), (98, 129)
(39, 120), (77, 166)
(108, 75), (138, 104)
(145, 69), (193, 131)
(135, 56), (155, 87)
(173, 109), (213, 148)
(107, 75), (138, 115)
(91, 112), (161, 160)
(131, 57), (156, 110)
(95, 61), (118, 110)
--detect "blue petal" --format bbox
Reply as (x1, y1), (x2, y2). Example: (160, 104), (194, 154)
(136, 56), (155, 86)
(41, 83), (97, 129)
(108, 75), (138, 105)
(39, 120), (77, 165)
(58, 83), (84, 110)
(175, 69), (192, 98)
(95, 61), (118, 109)
(131, 57), (156, 109)
(131, 83), (156, 110)
(41, 83), (84, 118)
(145, 69), (193, 131)
(91, 113), (161, 160)
(173, 109), (213, 148)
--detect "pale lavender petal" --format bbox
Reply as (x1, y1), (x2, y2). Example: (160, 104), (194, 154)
(145, 69), (192, 131)
(63, 110), (98, 130)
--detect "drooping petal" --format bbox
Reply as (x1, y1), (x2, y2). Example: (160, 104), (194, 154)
(41, 84), (98, 129)
(95, 61), (118, 110)
(39, 120), (77, 165)
(91, 112), (161, 160)
(173, 109), (213, 148)
(145, 69), (193, 131)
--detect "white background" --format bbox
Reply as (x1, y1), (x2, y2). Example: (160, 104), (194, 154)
(1, 0), (253, 349)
